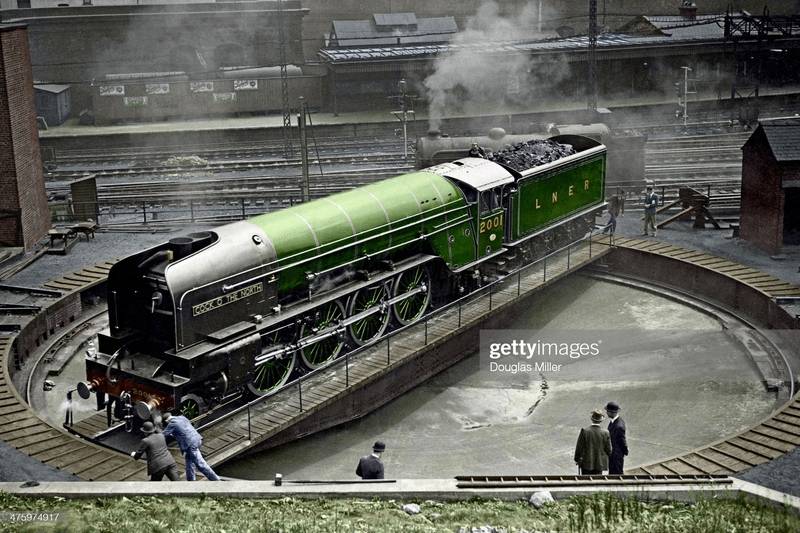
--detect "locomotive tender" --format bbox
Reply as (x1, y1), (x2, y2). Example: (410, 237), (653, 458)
(77, 135), (606, 422)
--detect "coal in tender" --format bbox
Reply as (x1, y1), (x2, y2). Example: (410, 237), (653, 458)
(487, 139), (575, 172)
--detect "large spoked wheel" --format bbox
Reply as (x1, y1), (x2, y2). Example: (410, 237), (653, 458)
(247, 325), (297, 396)
(178, 393), (206, 419)
(391, 266), (431, 326)
(299, 300), (346, 369)
(347, 283), (391, 345)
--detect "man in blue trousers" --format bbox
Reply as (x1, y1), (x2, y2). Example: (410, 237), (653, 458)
(162, 412), (220, 481)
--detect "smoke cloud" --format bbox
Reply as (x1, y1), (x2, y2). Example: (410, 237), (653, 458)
(424, 1), (570, 131)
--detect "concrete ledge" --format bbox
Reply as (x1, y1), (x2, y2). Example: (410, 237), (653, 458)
(1, 479), (797, 511)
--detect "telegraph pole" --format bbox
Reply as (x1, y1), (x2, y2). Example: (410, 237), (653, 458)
(680, 66), (694, 128)
(276, 0), (293, 159)
(297, 97), (310, 203)
(390, 79), (415, 160)
(587, 0), (598, 111)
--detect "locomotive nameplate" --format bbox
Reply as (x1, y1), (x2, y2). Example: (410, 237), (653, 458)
(192, 282), (263, 316)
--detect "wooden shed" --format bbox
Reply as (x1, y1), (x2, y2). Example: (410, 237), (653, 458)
(740, 123), (800, 255)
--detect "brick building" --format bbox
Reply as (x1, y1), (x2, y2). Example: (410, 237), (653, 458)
(740, 123), (800, 255)
(0, 23), (50, 251)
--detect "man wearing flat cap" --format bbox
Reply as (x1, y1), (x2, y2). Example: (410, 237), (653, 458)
(606, 401), (629, 474)
(574, 410), (612, 475)
(356, 441), (386, 479)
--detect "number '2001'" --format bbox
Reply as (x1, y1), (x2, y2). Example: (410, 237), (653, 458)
(479, 215), (503, 234)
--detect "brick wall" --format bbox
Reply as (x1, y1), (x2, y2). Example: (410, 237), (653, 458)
(0, 24), (50, 250)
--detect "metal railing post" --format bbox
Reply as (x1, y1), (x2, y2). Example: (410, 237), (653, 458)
(247, 405), (251, 441)
(424, 320), (428, 345)
(298, 381), (303, 412)
(190, 200), (195, 222)
(517, 270), (521, 296)
(142, 202), (147, 224)
(589, 234), (593, 257)
(241, 198), (246, 219)
(386, 337), (390, 365)
(346, 351), (350, 387)
(489, 287), (493, 310)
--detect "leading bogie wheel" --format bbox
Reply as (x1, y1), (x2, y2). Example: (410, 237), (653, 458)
(178, 393), (207, 419)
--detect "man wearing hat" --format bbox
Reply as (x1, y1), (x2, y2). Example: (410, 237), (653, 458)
(356, 441), (386, 479)
(131, 421), (180, 481)
(643, 184), (659, 237)
(574, 410), (612, 475)
(606, 401), (629, 475)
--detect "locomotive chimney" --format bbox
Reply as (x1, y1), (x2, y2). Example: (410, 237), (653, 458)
(427, 129), (441, 139)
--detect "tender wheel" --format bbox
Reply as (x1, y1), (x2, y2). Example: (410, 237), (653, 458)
(299, 300), (346, 369)
(247, 324), (297, 396)
(178, 393), (207, 419)
(347, 283), (391, 345)
(391, 266), (431, 326)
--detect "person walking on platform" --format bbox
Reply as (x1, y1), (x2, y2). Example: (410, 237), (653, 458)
(356, 441), (386, 479)
(606, 401), (629, 475)
(574, 410), (611, 475)
(643, 184), (659, 236)
(162, 412), (220, 481)
(603, 195), (620, 235)
(131, 421), (180, 481)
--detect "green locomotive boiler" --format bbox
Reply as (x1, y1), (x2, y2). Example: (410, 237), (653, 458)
(78, 135), (606, 421)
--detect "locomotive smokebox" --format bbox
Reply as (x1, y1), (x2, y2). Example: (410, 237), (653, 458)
(427, 129), (441, 138)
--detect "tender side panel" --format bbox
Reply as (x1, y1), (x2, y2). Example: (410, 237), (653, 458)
(513, 155), (605, 240)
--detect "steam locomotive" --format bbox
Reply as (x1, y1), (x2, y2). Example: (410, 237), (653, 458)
(76, 134), (606, 423)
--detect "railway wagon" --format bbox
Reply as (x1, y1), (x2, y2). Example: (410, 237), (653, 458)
(417, 125), (645, 185)
(91, 67), (323, 125)
(77, 135), (606, 423)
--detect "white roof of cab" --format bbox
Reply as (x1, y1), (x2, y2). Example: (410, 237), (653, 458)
(425, 158), (514, 191)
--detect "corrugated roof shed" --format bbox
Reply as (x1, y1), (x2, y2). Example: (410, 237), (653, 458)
(329, 13), (456, 47)
(761, 123), (800, 163)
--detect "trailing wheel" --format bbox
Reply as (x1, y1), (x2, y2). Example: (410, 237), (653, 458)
(247, 325), (297, 396)
(347, 283), (391, 345)
(177, 393), (206, 419)
(391, 266), (431, 326)
(299, 300), (346, 369)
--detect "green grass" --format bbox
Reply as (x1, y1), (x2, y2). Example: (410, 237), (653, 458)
(0, 492), (797, 533)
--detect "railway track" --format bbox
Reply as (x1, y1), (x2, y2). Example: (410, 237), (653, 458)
(50, 137), (413, 165)
(46, 152), (412, 181)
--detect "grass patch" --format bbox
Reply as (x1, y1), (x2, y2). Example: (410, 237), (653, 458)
(0, 492), (797, 532)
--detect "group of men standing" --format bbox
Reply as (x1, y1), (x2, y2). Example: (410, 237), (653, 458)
(573, 401), (629, 475)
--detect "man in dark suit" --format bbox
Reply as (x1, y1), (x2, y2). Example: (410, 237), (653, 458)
(606, 401), (629, 475)
(356, 441), (385, 479)
(574, 410), (611, 475)
(131, 421), (180, 481)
